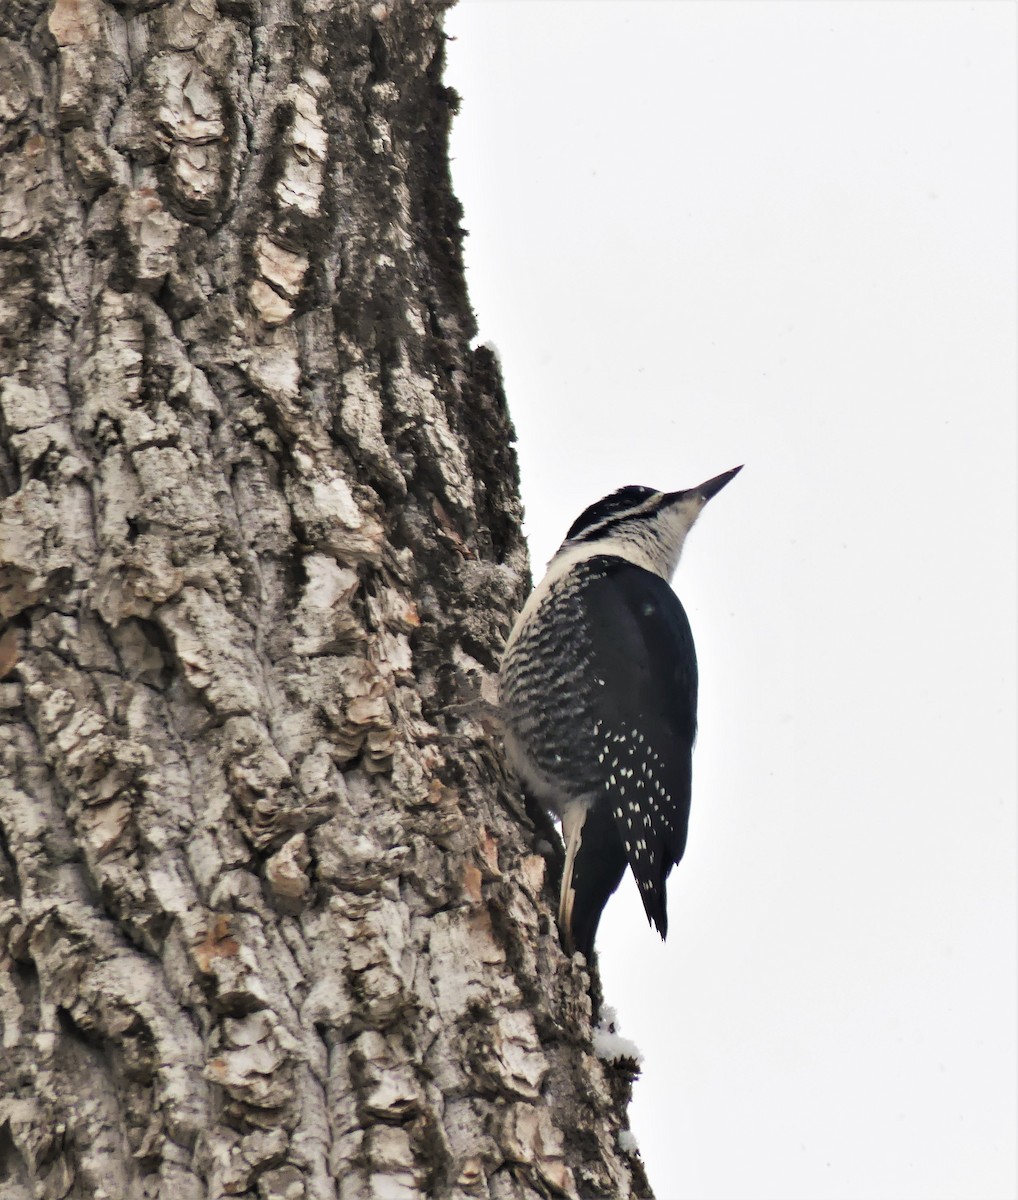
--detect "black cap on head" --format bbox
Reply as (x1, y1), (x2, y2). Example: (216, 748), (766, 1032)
(565, 485), (658, 542)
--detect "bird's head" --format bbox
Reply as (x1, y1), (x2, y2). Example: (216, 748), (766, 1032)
(559, 465), (743, 580)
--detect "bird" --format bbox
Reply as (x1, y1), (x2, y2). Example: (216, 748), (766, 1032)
(498, 466), (741, 963)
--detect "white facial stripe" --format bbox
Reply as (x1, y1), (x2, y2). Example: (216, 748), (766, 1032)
(571, 491), (667, 543)
(567, 495), (704, 580)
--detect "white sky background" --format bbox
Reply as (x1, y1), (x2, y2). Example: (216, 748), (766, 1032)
(444, 4), (1018, 1199)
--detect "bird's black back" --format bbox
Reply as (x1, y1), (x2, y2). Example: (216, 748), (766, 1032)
(571, 559), (697, 947)
(501, 554), (698, 956)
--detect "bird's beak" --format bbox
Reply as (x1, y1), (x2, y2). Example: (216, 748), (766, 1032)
(694, 464), (743, 503)
(663, 466), (743, 507)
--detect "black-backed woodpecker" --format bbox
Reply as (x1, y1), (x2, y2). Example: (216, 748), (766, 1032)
(499, 466), (742, 962)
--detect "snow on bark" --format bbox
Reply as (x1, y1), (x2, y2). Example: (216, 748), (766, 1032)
(0, 2), (651, 1198)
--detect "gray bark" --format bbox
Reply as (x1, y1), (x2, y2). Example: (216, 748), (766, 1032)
(0, 1), (650, 1197)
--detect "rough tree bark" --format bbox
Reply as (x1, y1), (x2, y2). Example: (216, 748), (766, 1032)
(0, 2), (651, 1198)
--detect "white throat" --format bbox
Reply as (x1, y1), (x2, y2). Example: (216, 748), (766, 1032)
(575, 494), (705, 580)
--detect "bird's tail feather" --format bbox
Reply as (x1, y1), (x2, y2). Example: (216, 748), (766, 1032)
(560, 801), (628, 963)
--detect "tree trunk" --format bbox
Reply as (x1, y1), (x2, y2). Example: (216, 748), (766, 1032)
(0, 2), (650, 1197)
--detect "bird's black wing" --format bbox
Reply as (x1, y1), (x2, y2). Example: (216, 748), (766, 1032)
(569, 557), (698, 952)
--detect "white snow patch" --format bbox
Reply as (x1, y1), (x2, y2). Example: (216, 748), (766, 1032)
(618, 1129), (640, 1155)
(592, 1007), (643, 1065)
(592, 1026), (644, 1064)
